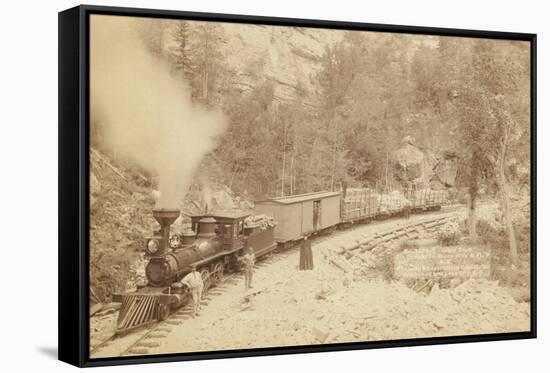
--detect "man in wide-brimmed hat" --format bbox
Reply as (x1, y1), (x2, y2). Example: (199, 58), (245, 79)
(181, 264), (204, 317)
(240, 247), (256, 291)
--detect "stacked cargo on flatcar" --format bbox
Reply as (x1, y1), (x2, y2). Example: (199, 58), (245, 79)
(341, 188), (411, 223)
(341, 188), (379, 222)
(406, 188), (447, 211)
(379, 191), (411, 214)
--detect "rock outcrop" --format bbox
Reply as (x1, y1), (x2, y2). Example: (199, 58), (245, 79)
(393, 137), (458, 190)
(393, 137), (437, 185)
(432, 151), (459, 187)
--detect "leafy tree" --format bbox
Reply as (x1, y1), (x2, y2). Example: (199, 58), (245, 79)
(451, 39), (530, 264)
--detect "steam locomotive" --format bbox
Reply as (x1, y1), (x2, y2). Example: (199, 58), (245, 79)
(113, 188), (446, 333)
(112, 208), (276, 333)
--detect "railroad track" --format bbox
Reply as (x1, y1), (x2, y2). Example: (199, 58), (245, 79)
(90, 268), (246, 357)
(343, 209), (462, 254)
(90, 204), (466, 357)
(90, 241), (312, 357)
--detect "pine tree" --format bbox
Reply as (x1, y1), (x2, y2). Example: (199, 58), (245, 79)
(170, 21), (193, 81)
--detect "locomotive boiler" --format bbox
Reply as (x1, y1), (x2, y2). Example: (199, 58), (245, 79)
(144, 211), (222, 287)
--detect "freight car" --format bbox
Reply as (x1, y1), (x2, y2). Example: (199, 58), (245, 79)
(253, 188), (447, 243)
(254, 191), (341, 248)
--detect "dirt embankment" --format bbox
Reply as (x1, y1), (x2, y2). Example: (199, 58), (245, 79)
(90, 150), (157, 304)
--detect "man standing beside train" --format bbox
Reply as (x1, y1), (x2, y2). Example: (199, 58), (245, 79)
(299, 236), (314, 270)
(240, 247), (256, 291)
(181, 264), (204, 317)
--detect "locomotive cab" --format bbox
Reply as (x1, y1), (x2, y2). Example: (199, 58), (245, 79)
(190, 211), (250, 251)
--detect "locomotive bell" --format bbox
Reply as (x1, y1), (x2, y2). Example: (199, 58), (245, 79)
(150, 208), (180, 256)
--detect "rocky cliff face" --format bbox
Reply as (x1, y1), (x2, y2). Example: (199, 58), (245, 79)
(219, 23), (342, 105)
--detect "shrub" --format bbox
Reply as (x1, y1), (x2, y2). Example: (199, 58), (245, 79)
(437, 220), (461, 246)
(397, 239), (418, 252)
(456, 188), (469, 205)
(476, 219), (505, 246)
(378, 252), (395, 282)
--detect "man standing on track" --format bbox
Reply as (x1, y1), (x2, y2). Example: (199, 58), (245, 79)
(181, 265), (204, 317)
(240, 247), (256, 291)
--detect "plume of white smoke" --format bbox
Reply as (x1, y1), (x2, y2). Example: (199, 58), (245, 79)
(90, 15), (226, 208)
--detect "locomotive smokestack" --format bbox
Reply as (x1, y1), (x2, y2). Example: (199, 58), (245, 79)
(152, 208), (180, 255)
(153, 208), (180, 228)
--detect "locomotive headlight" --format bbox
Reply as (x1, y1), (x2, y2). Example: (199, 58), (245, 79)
(146, 239), (160, 255)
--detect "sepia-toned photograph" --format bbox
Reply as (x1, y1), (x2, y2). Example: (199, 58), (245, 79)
(88, 14), (532, 358)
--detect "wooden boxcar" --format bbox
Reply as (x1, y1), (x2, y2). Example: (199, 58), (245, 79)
(254, 191), (341, 243)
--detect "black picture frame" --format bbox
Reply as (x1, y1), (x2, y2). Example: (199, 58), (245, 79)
(58, 4), (537, 368)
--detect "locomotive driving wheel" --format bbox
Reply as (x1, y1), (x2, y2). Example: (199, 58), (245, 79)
(212, 262), (224, 286)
